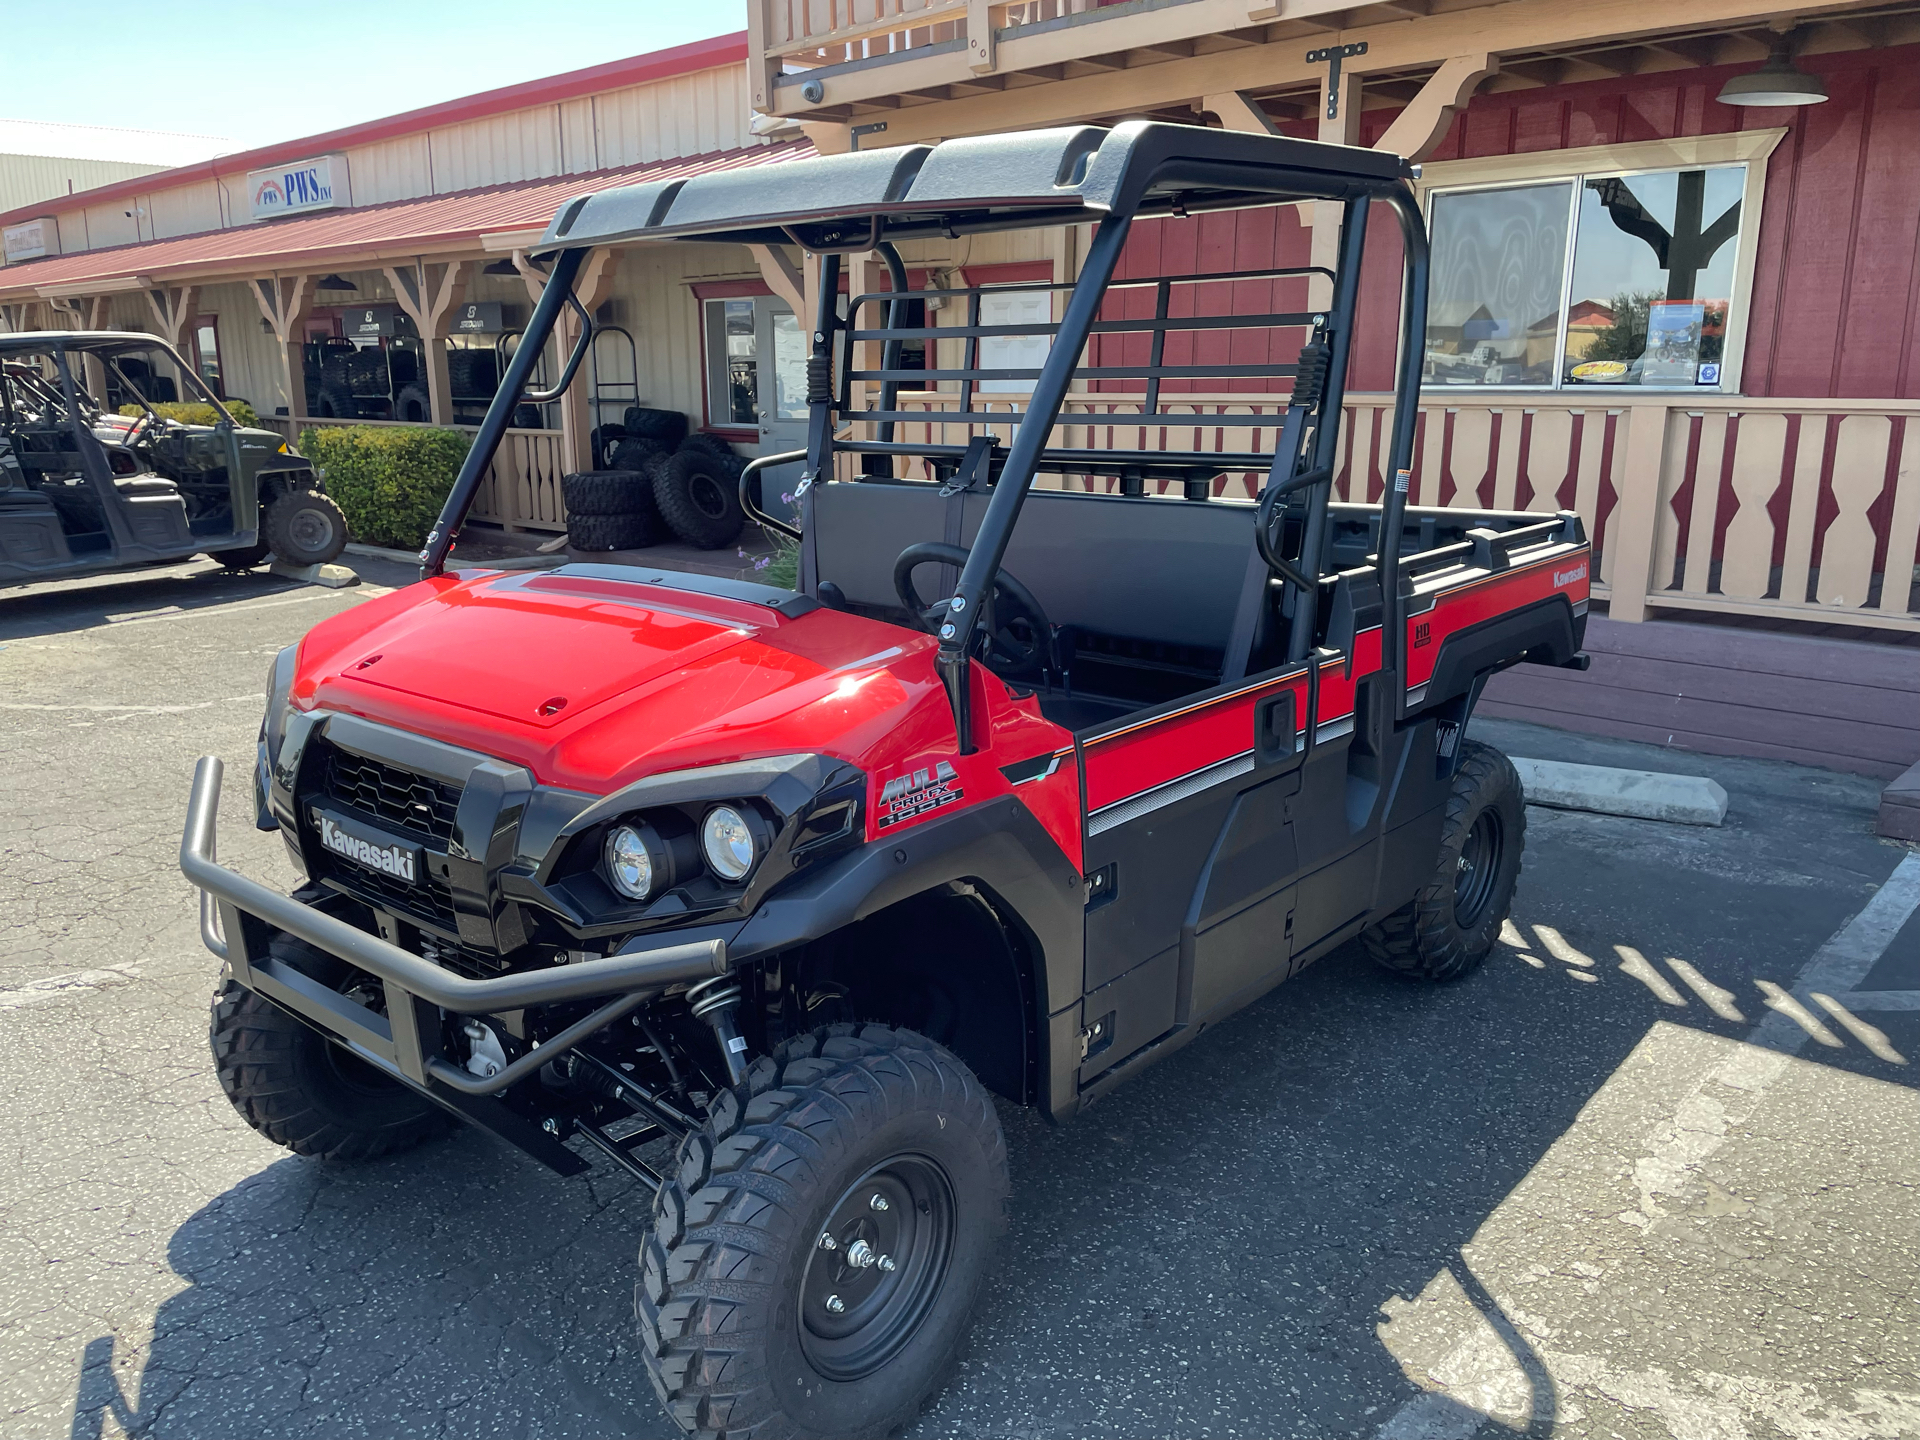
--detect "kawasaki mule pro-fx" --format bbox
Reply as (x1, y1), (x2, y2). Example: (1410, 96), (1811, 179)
(181, 122), (1590, 1437)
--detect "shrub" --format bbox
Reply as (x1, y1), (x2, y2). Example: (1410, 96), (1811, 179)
(298, 425), (472, 550)
(118, 399), (262, 428)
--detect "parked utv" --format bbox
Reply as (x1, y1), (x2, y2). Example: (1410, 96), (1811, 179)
(182, 122), (1591, 1438)
(0, 332), (347, 584)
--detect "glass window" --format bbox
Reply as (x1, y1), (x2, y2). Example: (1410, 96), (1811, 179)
(1564, 167), (1743, 388)
(1424, 165), (1747, 391)
(194, 318), (224, 398)
(705, 298), (759, 426)
(1426, 182), (1572, 388)
(769, 307), (807, 421)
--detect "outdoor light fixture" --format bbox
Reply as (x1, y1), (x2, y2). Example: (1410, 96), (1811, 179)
(482, 258), (520, 276)
(1716, 33), (1828, 106)
(315, 274), (358, 291)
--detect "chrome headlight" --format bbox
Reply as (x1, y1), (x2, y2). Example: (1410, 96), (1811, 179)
(701, 805), (759, 881)
(603, 824), (658, 901)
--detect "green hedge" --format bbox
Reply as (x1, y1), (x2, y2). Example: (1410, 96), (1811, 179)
(118, 399), (262, 428)
(298, 425), (472, 550)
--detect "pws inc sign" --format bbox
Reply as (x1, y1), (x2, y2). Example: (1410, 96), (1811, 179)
(248, 154), (349, 221)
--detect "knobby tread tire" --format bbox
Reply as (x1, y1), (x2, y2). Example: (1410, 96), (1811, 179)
(569, 509), (661, 551)
(209, 943), (450, 1162)
(1363, 738), (1525, 982)
(561, 467), (657, 517)
(638, 1023), (1008, 1440)
(654, 448), (747, 550)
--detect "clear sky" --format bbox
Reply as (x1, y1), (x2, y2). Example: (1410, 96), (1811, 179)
(1, 1), (745, 153)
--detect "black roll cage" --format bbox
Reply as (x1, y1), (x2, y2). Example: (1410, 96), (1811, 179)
(421, 124), (1431, 754)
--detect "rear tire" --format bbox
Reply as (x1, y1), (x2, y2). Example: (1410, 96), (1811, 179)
(639, 1024), (1008, 1439)
(263, 490), (348, 566)
(210, 938), (450, 1162)
(205, 539), (271, 569)
(1363, 739), (1524, 981)
(654, 447), (746, 549)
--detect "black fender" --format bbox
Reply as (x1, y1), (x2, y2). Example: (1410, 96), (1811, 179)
(731, 794), (1086, 1118)
(1420, 594), (1585, 710)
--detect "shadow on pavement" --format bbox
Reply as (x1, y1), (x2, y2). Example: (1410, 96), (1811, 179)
(68, 736), (1916, 1438)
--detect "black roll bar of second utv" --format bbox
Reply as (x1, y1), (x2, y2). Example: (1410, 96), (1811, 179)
(420, 245), (589, 578)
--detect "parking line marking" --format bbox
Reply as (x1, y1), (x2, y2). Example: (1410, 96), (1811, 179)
(85, 587), (389, 631)
(1373, 851), (1920, 1439)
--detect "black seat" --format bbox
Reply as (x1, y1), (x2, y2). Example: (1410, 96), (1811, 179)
(113, 475), (180, 500)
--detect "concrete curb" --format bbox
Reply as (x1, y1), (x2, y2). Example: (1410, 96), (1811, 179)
(1511, 756), (1729, 827)
(344, 542), (421, 565)
(270, 560), (359, 589)
(1878, 759), (1920, 842)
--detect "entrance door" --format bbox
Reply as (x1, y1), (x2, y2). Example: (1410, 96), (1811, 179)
(705, 295), (807, 524)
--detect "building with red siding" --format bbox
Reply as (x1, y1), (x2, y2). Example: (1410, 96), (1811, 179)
(3, 3), (1915, 791)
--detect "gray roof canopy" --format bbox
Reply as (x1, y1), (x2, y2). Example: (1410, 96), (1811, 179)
(533, 121), (1415, 255)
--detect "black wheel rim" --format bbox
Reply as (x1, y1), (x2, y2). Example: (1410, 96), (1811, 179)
(688, 473), (731, 520)
(798, 1154), (956, 1381)
(1453, 808), (1503, 927)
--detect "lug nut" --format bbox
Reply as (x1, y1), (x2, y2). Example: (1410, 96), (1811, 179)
(870, 1194), (890, 1212)
(825, 1294), (845, 1314)
(818, 1233), (837, 1251)
(878, 1255), (897, 1273)
(847, 1239), (876, 1269)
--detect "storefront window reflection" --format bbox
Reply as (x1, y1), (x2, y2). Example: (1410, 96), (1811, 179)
(1424, 165), (1747, 391)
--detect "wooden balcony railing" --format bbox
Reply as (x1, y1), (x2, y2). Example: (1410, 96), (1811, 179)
(883, 390), (1920, 633)
(748, 0), (1333, 117)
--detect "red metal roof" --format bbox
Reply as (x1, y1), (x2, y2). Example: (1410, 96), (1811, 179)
(0, 142), (808, 297)
(0, 31), (749, 231)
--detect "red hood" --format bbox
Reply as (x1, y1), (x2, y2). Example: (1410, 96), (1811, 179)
(292, 569), (952, 792)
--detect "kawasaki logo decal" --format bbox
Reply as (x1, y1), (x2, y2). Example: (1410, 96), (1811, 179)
(878, 761), (964, 829)
(320, 815), (417, 882)
(1553, 564), (1588, 588)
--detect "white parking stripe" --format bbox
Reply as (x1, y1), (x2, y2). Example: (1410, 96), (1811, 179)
(1374, 851), (1920, 1440)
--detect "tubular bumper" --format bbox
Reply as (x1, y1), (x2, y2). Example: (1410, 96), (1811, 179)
(180, 756), (728, 1095)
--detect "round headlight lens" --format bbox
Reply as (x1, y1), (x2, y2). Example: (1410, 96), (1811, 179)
(603, 824), (655, 901)
(701, 805), (757, 881)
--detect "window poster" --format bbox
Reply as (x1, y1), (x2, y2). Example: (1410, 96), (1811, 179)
(1643, 300), (1705, 385)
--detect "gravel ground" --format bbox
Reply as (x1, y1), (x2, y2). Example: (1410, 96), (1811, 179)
(1, 558), (1914, 1440)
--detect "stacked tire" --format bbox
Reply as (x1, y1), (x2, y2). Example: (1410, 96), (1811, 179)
(563, 435), (666, 552)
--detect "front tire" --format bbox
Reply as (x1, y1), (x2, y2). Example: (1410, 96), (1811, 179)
(1363, 738), (1524, 981)
(639, 1024), (1008, 1439)
(263, 489), (348, 566)
(209, 938), (450, 1161)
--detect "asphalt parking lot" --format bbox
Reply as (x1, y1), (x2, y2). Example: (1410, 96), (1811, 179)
(2, 558), (1915, 1440)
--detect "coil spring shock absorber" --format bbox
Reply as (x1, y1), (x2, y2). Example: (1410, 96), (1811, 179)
(687, 974), (749, 1087)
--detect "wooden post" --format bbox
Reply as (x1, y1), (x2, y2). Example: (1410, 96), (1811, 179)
(517, 248), (623, 473)
(251, 274), (317, 424)
(383, 259), (472, 425)
(47, 296), (112, 397)
(1605, 401), (1675, 623)
(1310, 66), (1362, 312)
(749, 244), (806, 315)
(142, 284), (201, 393)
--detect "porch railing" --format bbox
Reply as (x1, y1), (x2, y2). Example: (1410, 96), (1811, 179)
(269, 415), (570, 535)
(885, 389), (1920, 634)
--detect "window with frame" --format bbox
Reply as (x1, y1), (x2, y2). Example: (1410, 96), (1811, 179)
(1424, 163), (1747, 392)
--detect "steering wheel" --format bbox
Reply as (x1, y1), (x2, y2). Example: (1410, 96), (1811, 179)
(892, 541), (1053, 675)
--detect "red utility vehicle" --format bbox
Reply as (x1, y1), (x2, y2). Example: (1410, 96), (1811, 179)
(182, 122), (1589, 1439)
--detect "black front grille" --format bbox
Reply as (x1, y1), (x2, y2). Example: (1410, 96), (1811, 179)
(309, 740), (464, 932)
(321, 747), (461, 844)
